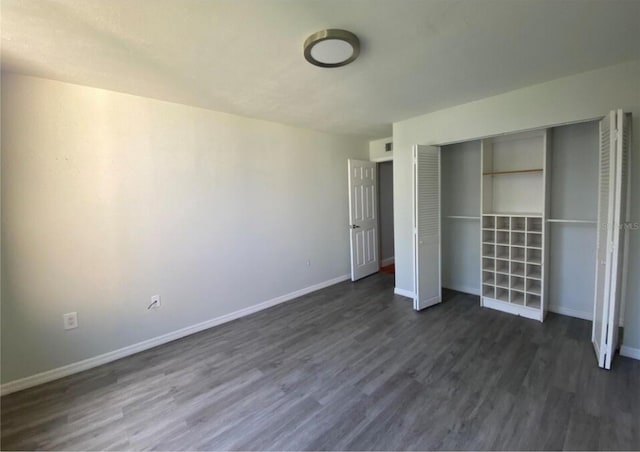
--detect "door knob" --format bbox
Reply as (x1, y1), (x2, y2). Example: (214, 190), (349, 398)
(350, 225), (361, 229)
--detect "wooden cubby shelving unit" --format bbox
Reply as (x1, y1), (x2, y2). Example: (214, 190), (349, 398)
(480, 130), (550, 322)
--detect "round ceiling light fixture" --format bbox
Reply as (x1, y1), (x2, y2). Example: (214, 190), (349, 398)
(303, 29), (360, 68)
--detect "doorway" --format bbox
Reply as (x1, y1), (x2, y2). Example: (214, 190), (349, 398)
(378, 161), (395, 275)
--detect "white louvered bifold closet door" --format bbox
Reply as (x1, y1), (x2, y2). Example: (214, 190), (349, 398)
(593, 109), (632, 369)
(604, 111), (632, 369)
(592, 112), (614, 367)
(413, 145), (442, 311)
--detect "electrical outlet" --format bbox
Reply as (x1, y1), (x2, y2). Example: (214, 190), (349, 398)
(63, 312), (78, 330)
(148, 295), (161, 310)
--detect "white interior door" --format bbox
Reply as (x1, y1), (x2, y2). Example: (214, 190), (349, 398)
(348, 159), (379, 281)
(413, 145), (442, 310)
(592, 109), (631, 369)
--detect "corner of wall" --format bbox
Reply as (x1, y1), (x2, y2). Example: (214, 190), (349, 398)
(369, 136), (393, 162)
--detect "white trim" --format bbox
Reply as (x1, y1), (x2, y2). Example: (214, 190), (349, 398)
(482, 297), (541, 321)
(381, 256), (395, 267)
(394, 287), (414, 299)
(0, 274), (350, 396)
(548, 305), (592, 321)
(370, 156), (393, 163)
(442, 284), (481, 296)
(620, 345), (640, 361)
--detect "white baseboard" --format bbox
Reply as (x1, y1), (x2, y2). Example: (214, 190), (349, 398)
(620, 345), (640, 361)
(394, 287), (414, 299)
(0, 274), (350, 396)
(442, 284), (480, 296)
(381, 256), (395, 267)
(548, 305), (592, 321)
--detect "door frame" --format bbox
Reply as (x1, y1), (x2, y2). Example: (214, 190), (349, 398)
(377, 160), (395, 269)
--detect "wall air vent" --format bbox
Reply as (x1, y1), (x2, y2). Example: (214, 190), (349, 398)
(385, 142), (393, 152)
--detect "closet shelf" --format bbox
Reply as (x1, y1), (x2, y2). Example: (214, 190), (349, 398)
(483, 168), (543, 176)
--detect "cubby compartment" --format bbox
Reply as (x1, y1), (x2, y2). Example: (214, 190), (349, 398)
(526, 294), (541, 309)
(482, 229), (495, 243)
(511, 276), (525, 291)
(483, 284), (495, 298)
(511, 246), (526, 262)
(495, 273), (509, 288)
(496, 245), (509, 259)
(527, 217), (542, 233)
(482, 258), (495, 271)
(482, 244), (495, 258)
(496, 216), (510, 230)
(511, 232), (526, 247)
(526, 278), (541, 295)
(511, 261), (525, 277)
(511, 217), (526, 231)
(527, 232), (542, 248)
(526, 263), (541, 279)
(527, 248), (542, 265)
(510, 290), (525, 305)
(482, 216), (495, 229)
(496, 287), (509, 302)
(482, 271), (495, 284)
(496, 231), (510, 245)
(496, 259), (509, 274)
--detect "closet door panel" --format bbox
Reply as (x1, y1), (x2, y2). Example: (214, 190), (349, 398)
(592, 109), (631, 369)
(413, 145), (441, 310)
(604, 111), (631, 368)
(592, 111), (615, 366)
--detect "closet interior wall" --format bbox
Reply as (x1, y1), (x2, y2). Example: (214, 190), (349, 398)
(441, 140), (481, 295)
(548, 121), (599, 320)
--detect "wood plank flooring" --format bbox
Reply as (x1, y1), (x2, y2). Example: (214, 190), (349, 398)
(2, 273), (639, 450)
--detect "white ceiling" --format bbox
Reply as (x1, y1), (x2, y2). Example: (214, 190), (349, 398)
(2, 0), (639, 139)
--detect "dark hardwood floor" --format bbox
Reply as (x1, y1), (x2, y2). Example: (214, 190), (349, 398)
(1, 272), (639, 450)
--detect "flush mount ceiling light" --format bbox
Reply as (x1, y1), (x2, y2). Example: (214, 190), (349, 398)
(303, 29), (360, 68)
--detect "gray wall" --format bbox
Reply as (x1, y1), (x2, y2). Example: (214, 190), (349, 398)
(378, 161), (394, 262)
(441, 140), (481, 294)
(1, 74), (369, 384)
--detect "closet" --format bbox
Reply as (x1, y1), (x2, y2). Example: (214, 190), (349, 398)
(413, 109), (631, 369)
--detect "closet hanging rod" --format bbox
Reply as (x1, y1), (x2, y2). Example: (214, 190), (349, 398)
(483, 168), (543, 176)
(546, 219), (597, 224)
